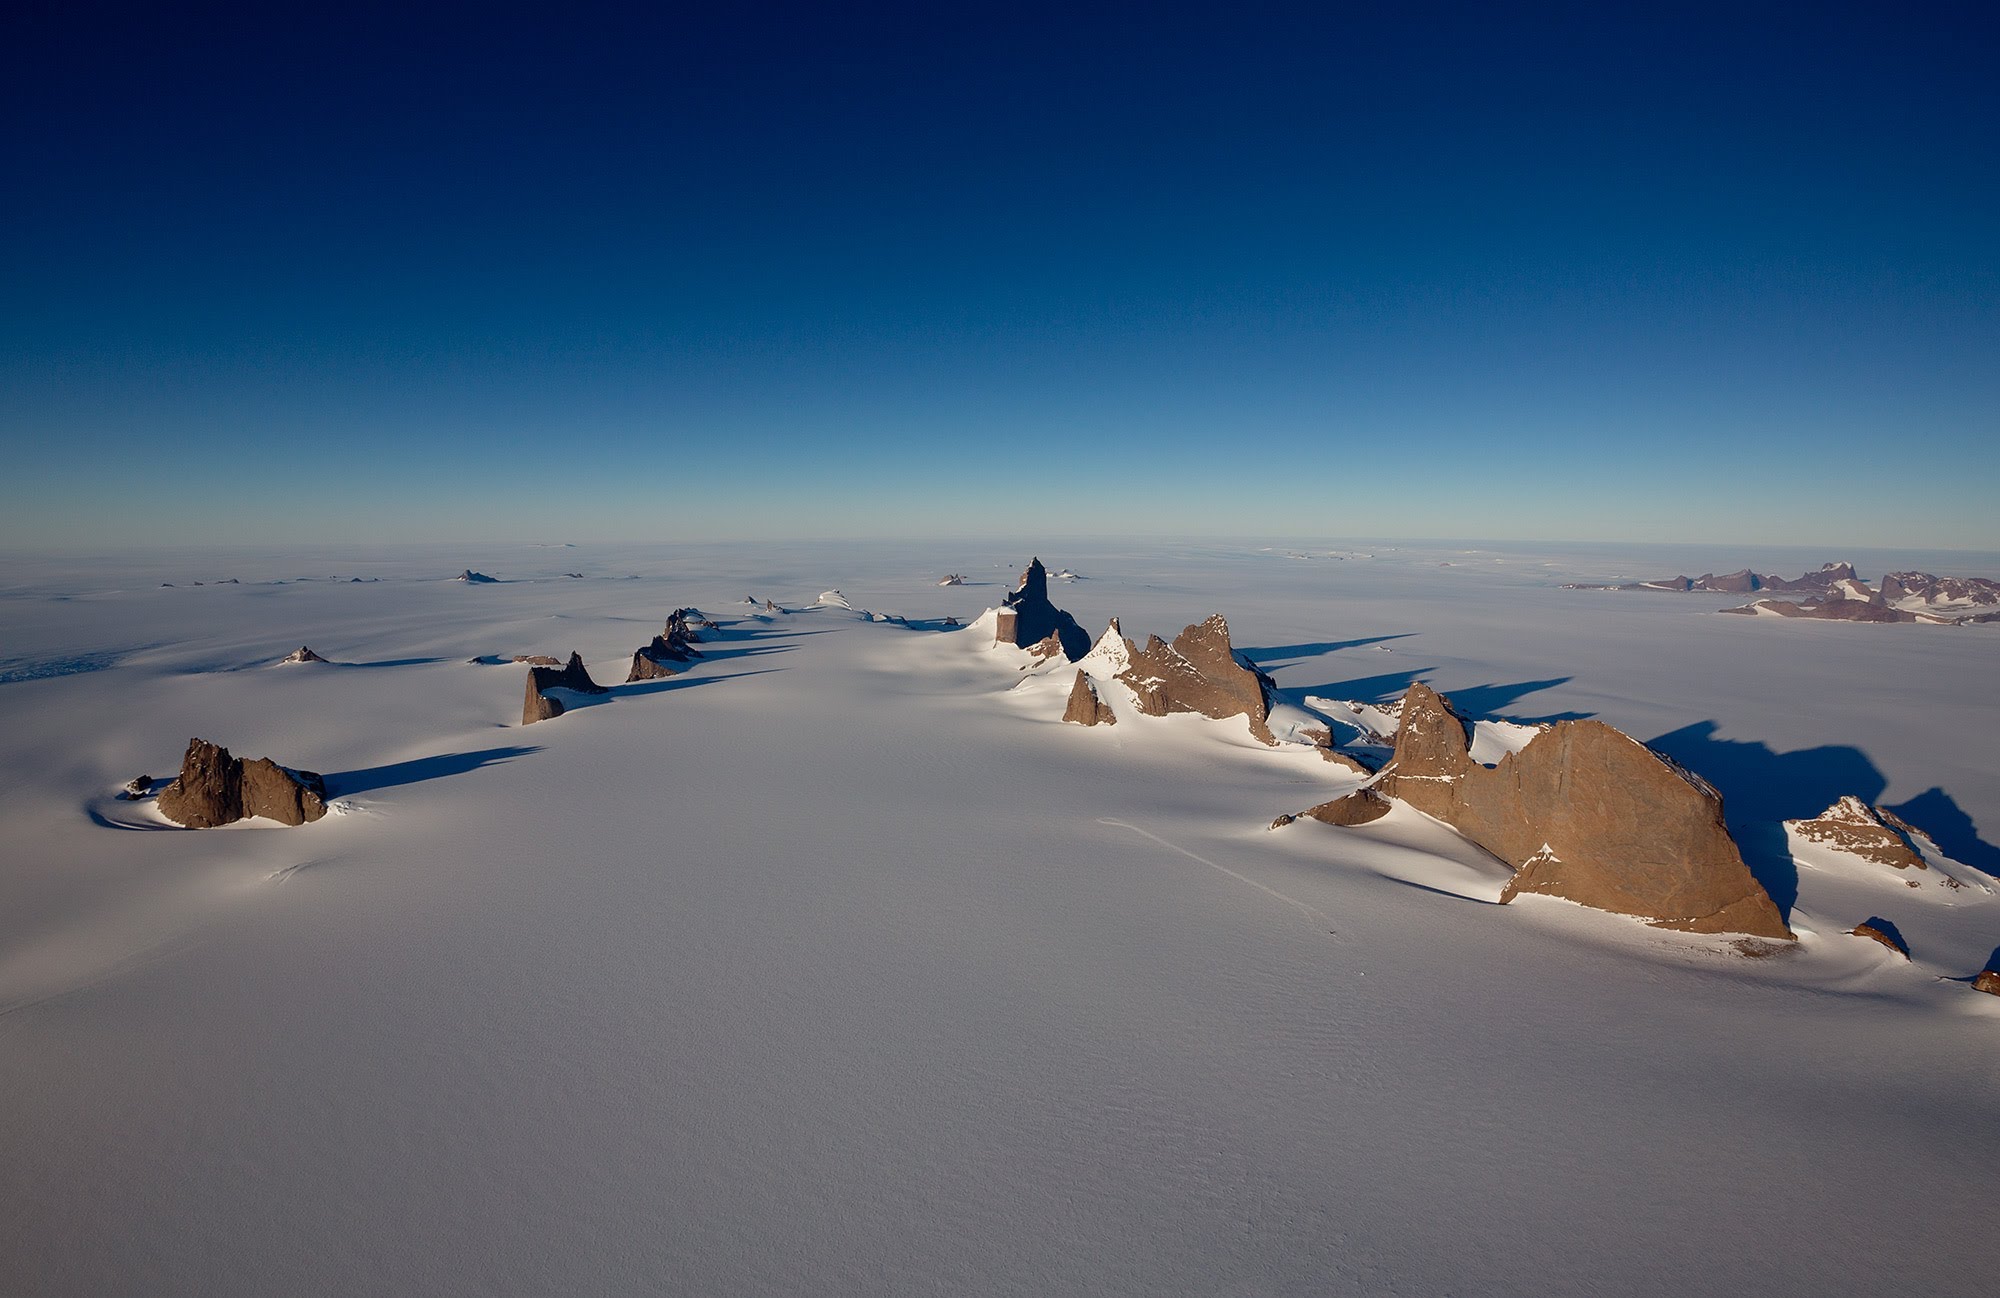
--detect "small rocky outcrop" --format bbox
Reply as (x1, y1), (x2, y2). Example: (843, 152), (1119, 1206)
(156, 738), (327, 827)
(1113, 614), (1278, 744)
(1850, 919), (1910, 958)
(1974, 965), (2000, 996)
(625, 609), (706, 682)
(939, 574), (968, 586)
(1062, 670), (1117, 727)
(512, 654), (562, 666)
(456, 570), (497, 583)
(995, 559), (1089, 661)
(1301, 726), (1375, 774)
(1786, 797), (1941, 876)
(1303, 788), (1392, 825)
(1312, 684), (1790, 939)
(121, 775), (153, 799)
(280, 645), (329, 664)
(523, 652), (607, 724)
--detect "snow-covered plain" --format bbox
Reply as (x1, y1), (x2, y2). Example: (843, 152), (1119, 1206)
(2, 539), (1997, 1296)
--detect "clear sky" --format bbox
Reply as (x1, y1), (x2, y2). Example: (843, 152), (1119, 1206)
(3, 2), (1996, 550)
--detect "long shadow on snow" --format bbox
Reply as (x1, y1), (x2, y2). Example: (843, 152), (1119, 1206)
(328, 745), (543, 797)
(688, 643), (796, 664)
(1240, 634), (1416, 668)
(620, 667), (786, 698)
(554, 667), (788, 711)
(1643, 721), (1895, 922)
(1884, 787), (2000, 878)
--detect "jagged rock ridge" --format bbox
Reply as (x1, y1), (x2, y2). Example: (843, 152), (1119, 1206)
(1114, 614), (1279, 744)
(156, 738), (328, 828)
(627, 608), (706, 682)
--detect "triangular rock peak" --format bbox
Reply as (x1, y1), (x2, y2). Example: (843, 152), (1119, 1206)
(1305, 683), (1791, 940)
(995, 558), (1089, 661)
(1062, 670), (1116, 727)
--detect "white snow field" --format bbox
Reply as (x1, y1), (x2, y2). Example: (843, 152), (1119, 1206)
(2, 539), (1997, 1296)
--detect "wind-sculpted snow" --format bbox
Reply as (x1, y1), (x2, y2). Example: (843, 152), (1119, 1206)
(2, 540), (1998, 1297)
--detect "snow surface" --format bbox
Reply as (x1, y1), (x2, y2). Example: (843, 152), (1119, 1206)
(2, 539), (1998, 1296)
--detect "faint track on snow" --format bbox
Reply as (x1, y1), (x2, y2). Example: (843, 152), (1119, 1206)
(1096, 818), (1341, 937)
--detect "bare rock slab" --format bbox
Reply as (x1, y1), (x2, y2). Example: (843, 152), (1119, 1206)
(1370, 684), (1790, 939)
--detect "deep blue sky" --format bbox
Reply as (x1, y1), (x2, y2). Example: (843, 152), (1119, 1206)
(4, 2), (1996, 548)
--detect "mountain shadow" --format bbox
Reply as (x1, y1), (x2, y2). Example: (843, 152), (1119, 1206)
(1646, 721), (1892, 920)
(1240, 634), (1416, 668)
(1885, 787), (2000, 878)
(327, 745), (542, 797)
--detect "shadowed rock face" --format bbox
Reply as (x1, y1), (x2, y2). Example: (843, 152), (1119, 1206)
(626, 610), (706, 682)
(1331, 684), (1791, 939)
(281, 645), (328, 664)
(157, 738), (327, 827)
(523, 652), (606, 724)
(995, 559), (1089, 661)
(1113, 614), (1278, 744)
(1062, 670), (1116, 726)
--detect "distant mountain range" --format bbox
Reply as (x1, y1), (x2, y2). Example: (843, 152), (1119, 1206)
(1566, 562), (2000, 625)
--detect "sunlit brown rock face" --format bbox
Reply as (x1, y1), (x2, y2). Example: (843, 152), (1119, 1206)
(157, 738), (327, 827)
(1113, 615), (1277, 744)
(1061, 670), (1116, 727)
(1311, 684), (1790, 939)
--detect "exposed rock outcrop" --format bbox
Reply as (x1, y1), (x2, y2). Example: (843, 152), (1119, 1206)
(121, 774), (153, 799)
(626, 609), (706, 682)
(1313, 684), (1790, 939)
(523, 652), (607, 724)
(1850, 919), (1910, 958)
(156, 738), (327, 827)
(1975, 966), (2000, 996)
(1304, 788), (1392, 825)
(456, 570), (497, 584)
(1301, 726), (1375, 774)
(1786, 797), (1940, 877)
(995, 559), (1088, 661)
(939, 574), (968, 586)
(1062, 670), (1117, 727)
(280, 645), (328, 664)
(1114, 615), (1278, 744)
